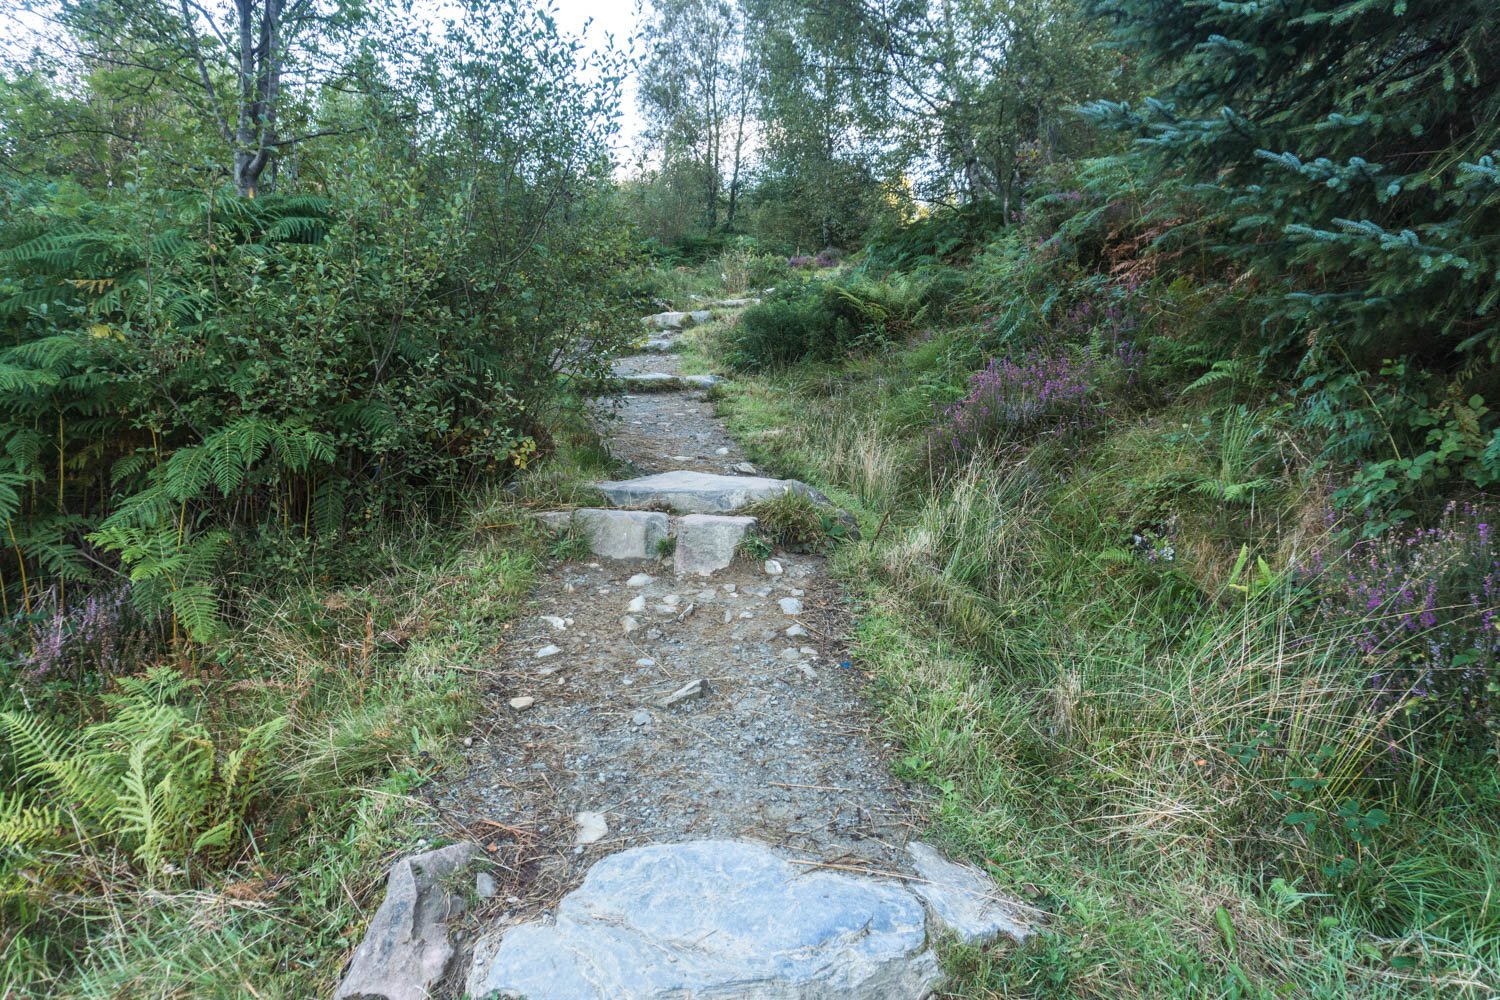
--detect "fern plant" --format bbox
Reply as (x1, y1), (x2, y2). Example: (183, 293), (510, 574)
(0, 665), (285, 881)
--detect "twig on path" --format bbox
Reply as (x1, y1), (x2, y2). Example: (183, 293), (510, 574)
(768, 781), (866, 793)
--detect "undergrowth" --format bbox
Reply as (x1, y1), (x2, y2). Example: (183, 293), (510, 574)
(0, 420), (617, 996)
(710, 328), (1500, 997)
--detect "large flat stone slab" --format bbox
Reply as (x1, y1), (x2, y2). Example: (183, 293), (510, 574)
(597, 471), (815, 514)
(906, 841), (1034, 945)
(641, 310), (711, 330)
(675, 514), (756, 576)
(572, 508), (670, 560)
(467, 840), (940, 1000)
(616, 372), (721, 393)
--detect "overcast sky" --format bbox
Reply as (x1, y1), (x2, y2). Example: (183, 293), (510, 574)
(543, 0), (649, 163)
(1, 0), (652, 164)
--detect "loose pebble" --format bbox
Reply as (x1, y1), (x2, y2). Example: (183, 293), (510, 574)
(626, 574), (653, 588)
(509, 696), (535, 710)
(764, 559), (783, 576)
(778, 598), (803, 616)
(535, 644), (561, 658)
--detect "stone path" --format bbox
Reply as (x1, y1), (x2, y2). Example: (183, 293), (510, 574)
(335, 303), (1034, 1000)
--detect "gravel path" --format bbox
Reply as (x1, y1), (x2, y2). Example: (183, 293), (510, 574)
(424, 339), (928, 961)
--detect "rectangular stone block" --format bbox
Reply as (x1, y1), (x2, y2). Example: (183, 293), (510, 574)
(675, 514), (757, 576)
(573, 508), (670, 560)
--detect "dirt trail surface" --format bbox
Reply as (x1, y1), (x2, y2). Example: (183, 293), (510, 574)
(424, 339), (929, 941)
(593, 349), (752, 476)
(333, 317), (1035, 1000)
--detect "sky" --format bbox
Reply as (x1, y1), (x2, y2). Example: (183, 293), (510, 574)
(531, 0), (649, 163)
(1, 0), (652, 163)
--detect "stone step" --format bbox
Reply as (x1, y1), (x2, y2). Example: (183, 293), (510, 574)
(535, 509), (756, 576)
(636, 336), (678, 354)
(641, 310), (711, 331)
(539, 509), (669, 560)
(674, 514), (756, 576)
(466, 840), (940, 1000)
(614, 372), (721, 393)
(596, 470), (817, 514)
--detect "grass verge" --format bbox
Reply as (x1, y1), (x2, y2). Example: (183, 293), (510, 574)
(709, 343), (1500, 999)
(1, 416), (617, 997)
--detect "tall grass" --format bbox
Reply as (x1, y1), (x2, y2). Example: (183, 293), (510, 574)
(712, 353), (1500, 997)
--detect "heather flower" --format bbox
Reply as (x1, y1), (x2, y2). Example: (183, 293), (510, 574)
(1304, 501), (1500, 748)
(932, 349), (1100, 459)
(16, 585), (136, 682)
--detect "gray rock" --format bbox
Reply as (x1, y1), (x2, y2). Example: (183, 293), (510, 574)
(705, 297), (761, 309)
(597, 471), (818, 514)
(778, 597), (804, 616)
(476, 872), (498, 899)
(572, 508), (670, 561)
(534, 510), (574, 532)
(335, 842), (480, 1000)
(639, 336), (679, 353)
(616, 372), (721, 393)
(732, 461), (759, 475)
(641, 311), (696, 330)
(674, 513), (757, 576)
(631, 709), (651, 727)
(905, 841), (1033, 945)
(655, 677), (709, 708)
(467, 840), (940, 1000)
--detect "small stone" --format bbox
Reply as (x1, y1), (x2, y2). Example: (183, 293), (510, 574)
(764, 559), (784, 575)
(655, 678), (709, 708)
(627, 594), (646, 613)
(626, 574), (653, 588)
(534, 644), (561, 658)
(631, 710), (651, 727)
(663, 594), (681, 606)
(563, 582), (576, 594)
(476, 872), (498, 898)
(722, 583), (737, 593)
(635, 657), (656, 667)
(622, 616), (639, 634)
(715, 447), (730, 455)
(722, 609), (733, 624)
(791, 588), (805, 596)
(732, 462), (757, 475)
(797, 663), (818, 680)
(800, 646), (817, 656)
(541, 615), (567, 631)
(785, 624), (808, 638)
(509, 696), (535, 710)
(575, 812), (609, 845)
(463, 736), (473, 747)
(778, 597), (803, 616)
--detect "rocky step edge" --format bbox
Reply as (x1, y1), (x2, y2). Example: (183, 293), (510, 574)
(336, 838), (1037, 1000)
(536, 508), (756, 577)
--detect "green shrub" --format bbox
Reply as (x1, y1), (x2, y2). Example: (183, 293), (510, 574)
(725, 274), (932, 370)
